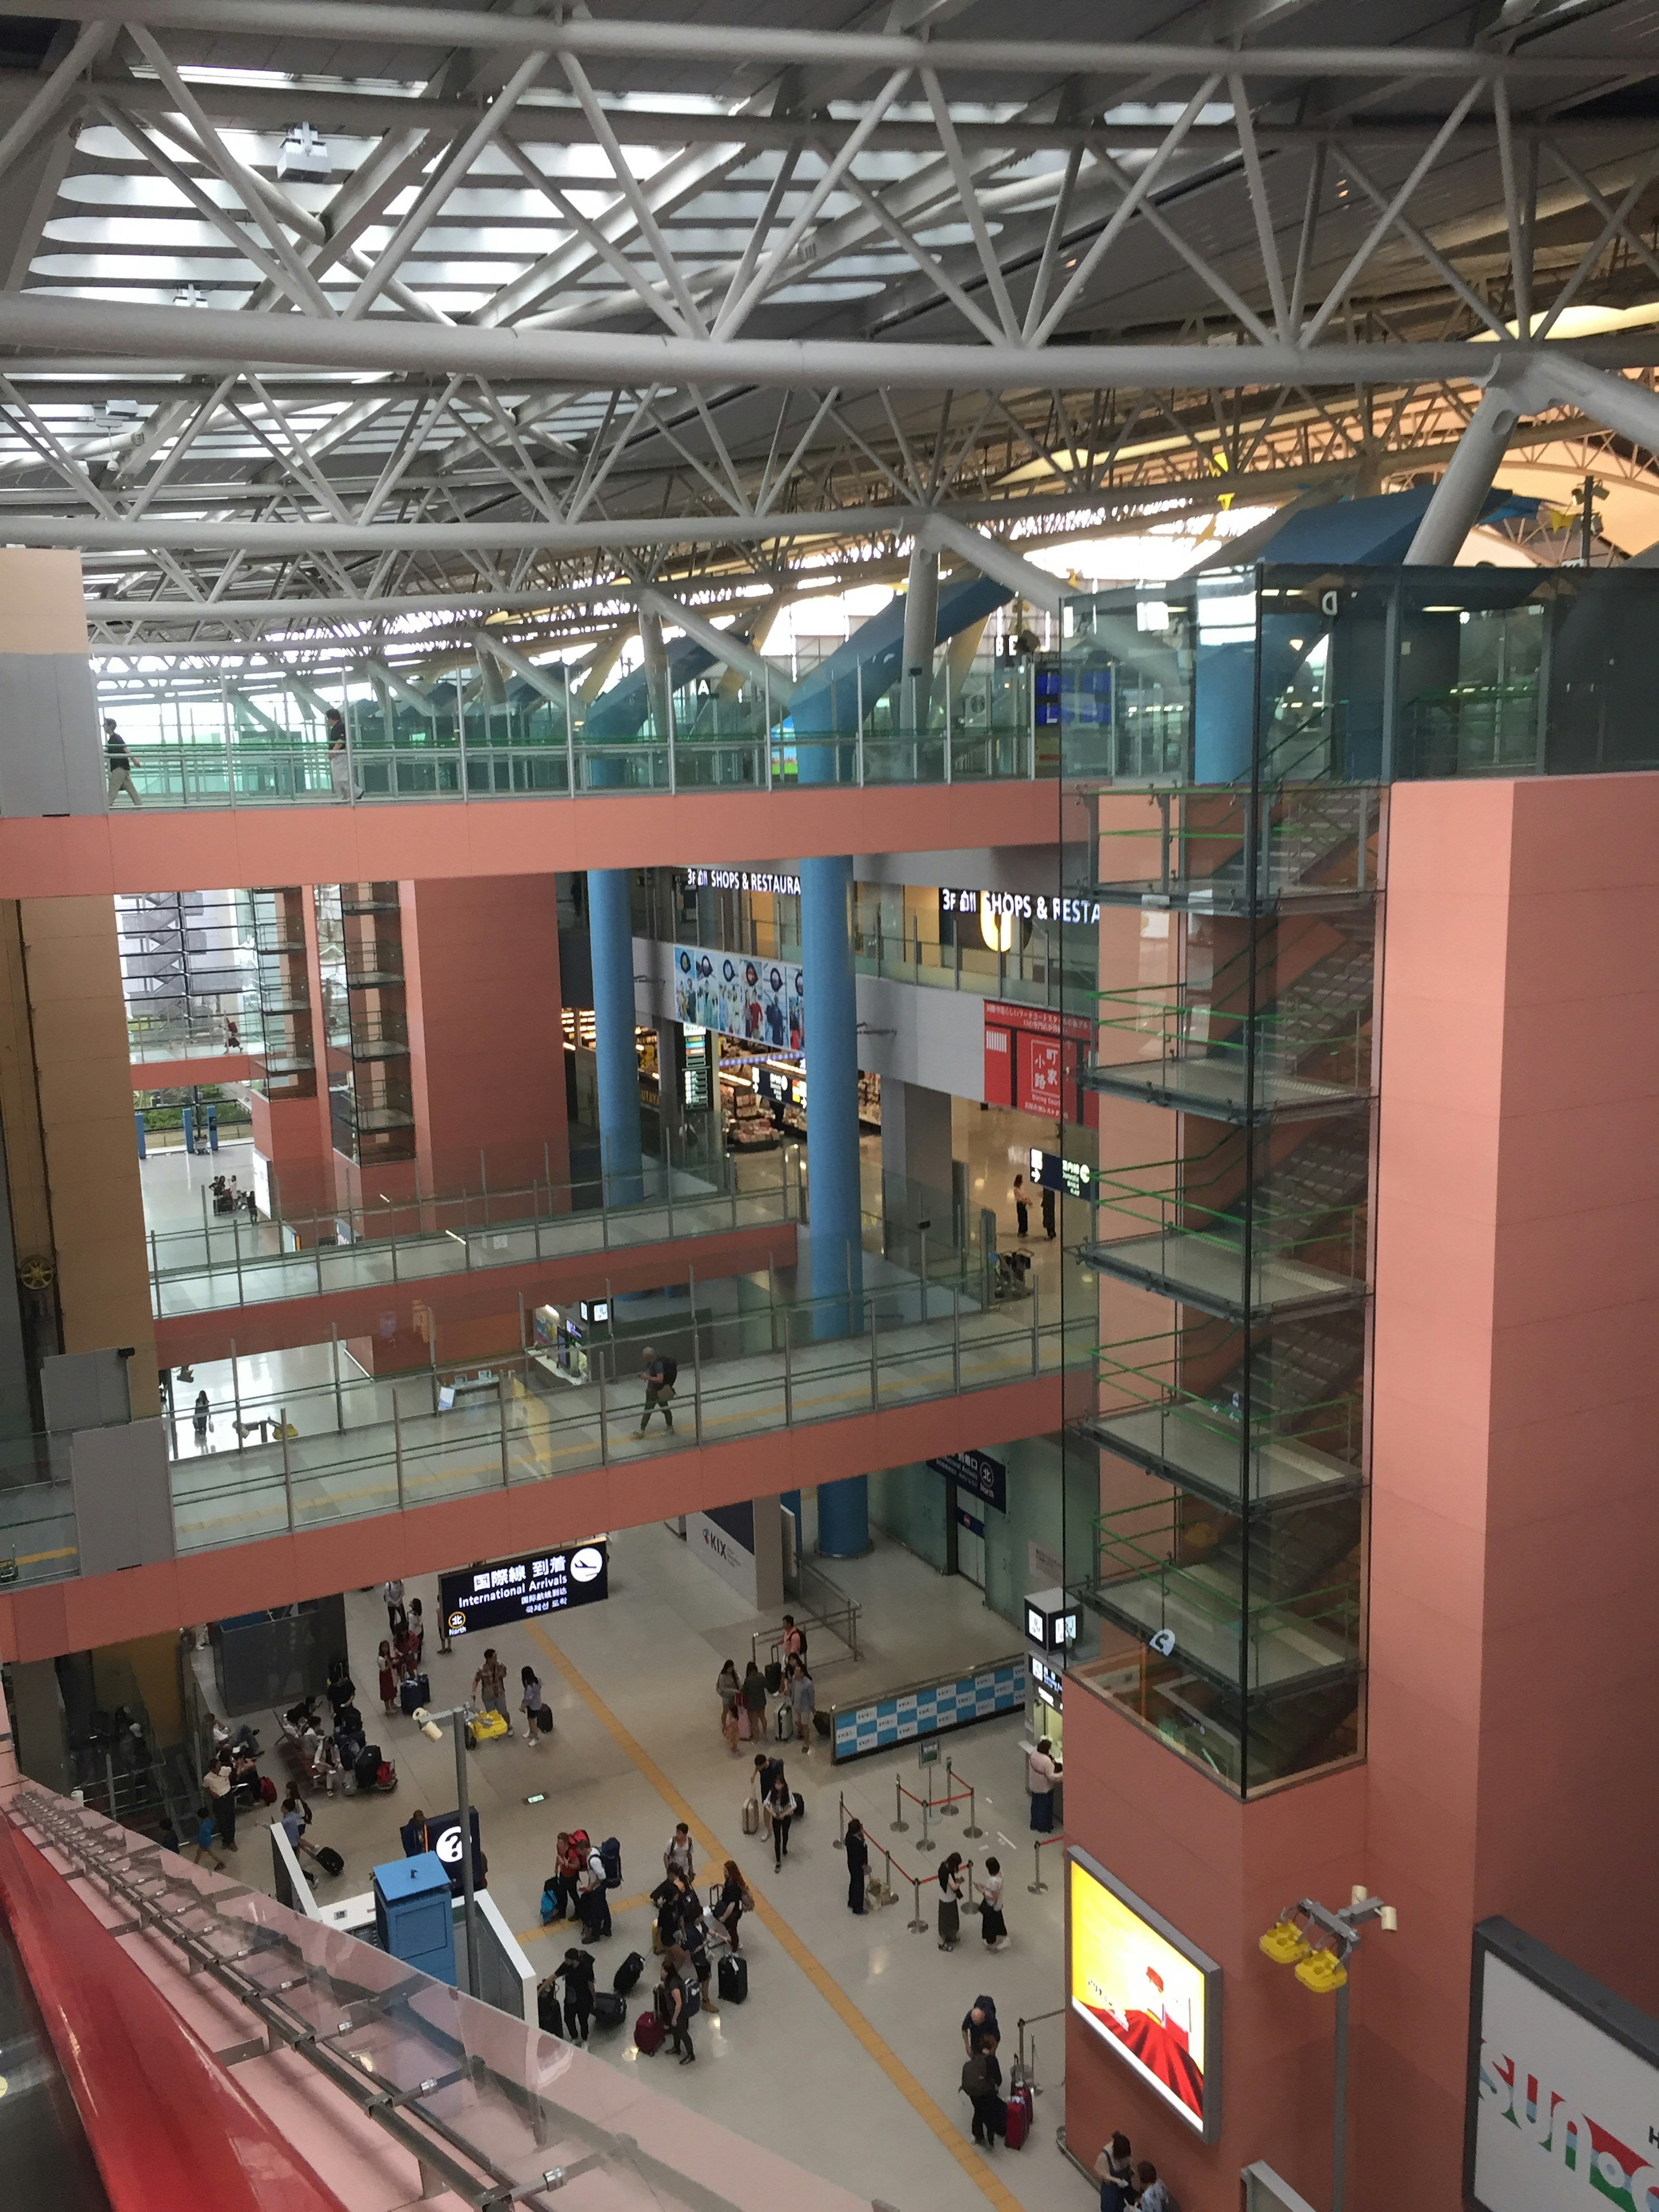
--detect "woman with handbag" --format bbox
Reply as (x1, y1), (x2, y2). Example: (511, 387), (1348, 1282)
(520, 1665), (549, 1747)
(937, 1850), (966, 1950)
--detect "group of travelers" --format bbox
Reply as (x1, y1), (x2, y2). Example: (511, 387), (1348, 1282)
(375, 1598), (428, 1713)
(716, 1617), (816, 1756)
(1094, 2131), (1173, 2212)
(540, 1828), (623, 1942)
(933, 1848), (1009, 1951)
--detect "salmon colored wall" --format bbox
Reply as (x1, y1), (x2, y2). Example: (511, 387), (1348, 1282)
(1065, 769), (1659, 2212)
(19, 896), (156, 1410)
(0, 1366), (1063, 1657)
(0, 779), (1058, 902)
(401, 873), (570, 1193)
(248, 1089), (336, 1222)
(130, 1051), (251, 1088)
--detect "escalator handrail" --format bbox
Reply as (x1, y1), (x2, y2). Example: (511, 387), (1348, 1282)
(0, 1808), (351, 2212)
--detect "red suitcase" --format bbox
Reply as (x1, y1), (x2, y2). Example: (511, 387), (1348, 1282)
(1003, 2082), (1032, 2150)
(634, 2010), (665, 2055)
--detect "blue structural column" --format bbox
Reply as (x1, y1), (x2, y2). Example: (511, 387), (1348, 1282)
(586, 868), (643, 1205)
(799, 852), (869, 1556)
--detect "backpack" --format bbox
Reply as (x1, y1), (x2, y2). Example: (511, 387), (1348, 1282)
(540, 1887), (559, 1925)
(258, 1776), (278, 1805)
(961, 2054), (994, 2098)
(600, 1836), (623, 1889)
(679, 1968), (702, 2018)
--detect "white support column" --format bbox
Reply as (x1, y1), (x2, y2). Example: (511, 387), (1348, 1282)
(900, 540), (939, 734)
(1402, 382), (1522, 565)
(636, 584), (795, 705)
(919, 512), (1065, 615)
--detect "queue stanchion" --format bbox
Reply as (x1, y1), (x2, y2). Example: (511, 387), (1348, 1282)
(939, 1757), (960, 1817)
(906, 1867), (928, 1934)
(891, 1777), (908, 1833)
(1029, 1831), (1062, 1894)
(962, 1781), (983, 1840)
(916, 1792), (935, 1853)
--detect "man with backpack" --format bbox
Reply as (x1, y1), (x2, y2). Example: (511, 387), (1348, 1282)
(637, 1346), (677, 1436)
(578, 1835), (615, 1939)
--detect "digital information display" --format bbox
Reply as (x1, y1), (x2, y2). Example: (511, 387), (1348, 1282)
(1068, 1848), (1223, 2139)
(438, 1543), (609, 1639)
(1466, 1917), (1659, 2212)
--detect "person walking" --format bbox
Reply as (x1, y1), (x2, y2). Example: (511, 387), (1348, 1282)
(192, 1389), (211, 1448)
(636, 1345), (677, 1436)
(277, 1783), (319, 1868)
(104, 718), (141, 806)
(1094, 2132), (1136, 2212)
(326, 707), (352, 803)
(964, 2028), (1005, 2150)
(765, 1770), (794, 1868)
(741, 1659), (767, 1744)
(716, 1659), (741, 1751)
(378, 1640), (398, 1716)
(555, 1947), (596, 2043)
(204, 1752), (237, 1853)
(1010, 1171), (1029, 1241)
(472, 1646), (508, 1720)
(1041, 1182), (1057, 1242)
(979, 1854), (1009, 1950)
(780, 1615), (805, 1666)
(657, 1947), (696, 2064)
(937, 1850), (965, 1951)
(714, 1859), (750, 1950)
(1027, 1735), (1060, 1832)
(520, 1664), (547, 1746)
(188, 1804), (226, 1871)
(789, 1659), (816, 1751)
(405, 1599), (425, 1669)
(381, 1578), (407, 1637)
(845, 1815), (869, 1915)
(663, 1822), (695, 1884)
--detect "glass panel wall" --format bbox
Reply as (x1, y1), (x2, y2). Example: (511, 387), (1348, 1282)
(314, 884), (414, 1166)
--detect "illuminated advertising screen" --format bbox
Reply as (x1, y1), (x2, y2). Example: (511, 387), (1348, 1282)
(1068, 1848), (1223, 2139)
(438, 1543), (609, 1639)
(1466, 1918), (1659, 2212)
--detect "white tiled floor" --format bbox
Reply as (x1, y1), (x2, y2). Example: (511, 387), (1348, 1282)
(209, 1522), (1088, 2212)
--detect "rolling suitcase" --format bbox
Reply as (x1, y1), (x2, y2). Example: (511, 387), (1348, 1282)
(314, 1844), (345, 1877)
(741, 1798), (760, 1835)
(591, 1991), (625, 2031)
(634, 2009), (665, 2055)
(613, 1950), (645, 1995)
(775, 1700), (792, 1742)
(1004, 2079), (1033, 2150)
(399, 1675), (430, 1716)
(717, 1952), (748, 2005)
(764, 1661), (783, 1694)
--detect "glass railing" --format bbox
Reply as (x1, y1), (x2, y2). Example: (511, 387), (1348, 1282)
(101, 722), (1046, 811)
(147, 1153), (796, 1317)
(1084, 977), (1374, 1121)
(1082, 1321), (1364, 1509)
(1080, 1155), (1368, 1322)
(1093, 784), (1381, 912)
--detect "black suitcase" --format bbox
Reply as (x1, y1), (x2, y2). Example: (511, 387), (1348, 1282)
(613, 1949), (645, 1995)
(764, 1661), (783, 1693)
(717, 1952), (748, 2005)
(592, 1990), (626, 2030)
(354, 1744), (382, 1789)
(314, 1844), (345, 1877)
(399, 1675), (429, 1716)
(792, 1790), (805, 1820)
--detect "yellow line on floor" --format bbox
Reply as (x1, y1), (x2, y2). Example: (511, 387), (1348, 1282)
(529, 1623), (1022, 2212)
(515, 1888), (654, 1946)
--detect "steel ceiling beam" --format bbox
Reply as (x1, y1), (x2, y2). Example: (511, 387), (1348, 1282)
(0, 0), (1608, 81)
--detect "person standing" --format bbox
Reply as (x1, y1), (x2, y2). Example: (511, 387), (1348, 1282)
(436, 1597), (453, 1657)
(1010, 1171), (1029, 1241)
(845, 1815), (869, 1915)
(790, 1659), (816, 1751)
(965, 2029), (1005, 2150)
(1027, 1735), (1059, 1832)
(381, 1578), (407, 1638)
(520, 1664), (547, 1746)
(979, 1854), (1008, 1950)
(741, 1660), (767, 1744)
(472, 1646), (508, 1719)
(555, 1830), (584, 1920)
(378, 1640), (398, 1716)
(104, 718), (142, 806)
(937, 1850), (965, 1951)
(663, 1822), (695, 1884)
(405, 1599), (426, 1669)
(1041, 1182), (1057, 1242)
(780, 1615), (805, 1666)
(636, 1345), (677, 1436)
(555, 1947), (595, 2044)
(716, 1659), (741, 1751)
(657, 1948), (696, 2065)
(326, 706), (352, 803)
(714, 1859), (749, 1950)
(765, 1770), (793, 1868)
(578, 1837), (613, 1940)
(204, 1752), (237, 1852)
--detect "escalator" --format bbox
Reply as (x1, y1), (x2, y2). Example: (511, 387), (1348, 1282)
(0, 1897), (112, 2212)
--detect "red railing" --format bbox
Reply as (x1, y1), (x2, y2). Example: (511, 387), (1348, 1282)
(0, 1809), (351, 2212)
